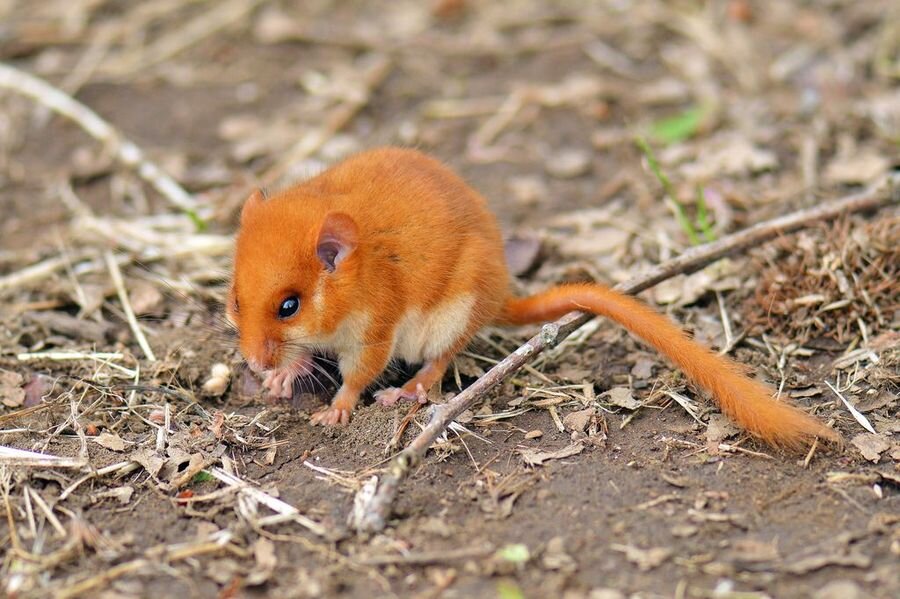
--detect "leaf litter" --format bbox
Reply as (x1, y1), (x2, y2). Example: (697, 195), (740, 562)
(0, 1), (897, 598)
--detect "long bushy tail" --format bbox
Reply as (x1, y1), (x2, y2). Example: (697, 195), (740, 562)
(498, 283), (840, 450)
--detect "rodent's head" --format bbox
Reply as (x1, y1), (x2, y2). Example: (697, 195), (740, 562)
(227, 189), (359, 372)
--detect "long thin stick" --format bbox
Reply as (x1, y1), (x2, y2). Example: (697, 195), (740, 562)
(350, 172), (898, 533)
(0, 62), (200, 216)
(105, 251), (157, 362)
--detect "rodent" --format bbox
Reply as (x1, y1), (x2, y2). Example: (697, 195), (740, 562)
(227, 147), (840, 450)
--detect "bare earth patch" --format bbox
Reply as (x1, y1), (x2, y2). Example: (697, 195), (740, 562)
(1, 1), (898, 598)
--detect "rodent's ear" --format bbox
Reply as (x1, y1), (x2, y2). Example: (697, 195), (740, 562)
(316, 212), (357, 273)
(240, 189), (266, 223)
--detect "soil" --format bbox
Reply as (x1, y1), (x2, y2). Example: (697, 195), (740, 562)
(0, 1), (898, 598)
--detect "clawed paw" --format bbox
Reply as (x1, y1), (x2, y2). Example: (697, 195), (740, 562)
(310, 406), (351, 426)
(374, 383), (428, 407)
(262, 369), (295, 399)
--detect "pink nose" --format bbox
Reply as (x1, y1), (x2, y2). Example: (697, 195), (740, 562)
(243, 338), (279, 372)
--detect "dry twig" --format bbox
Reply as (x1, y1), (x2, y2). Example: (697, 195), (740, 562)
(350, 173), (898, 533)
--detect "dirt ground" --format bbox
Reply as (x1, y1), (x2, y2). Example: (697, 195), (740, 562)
(1, 1), (898, 598)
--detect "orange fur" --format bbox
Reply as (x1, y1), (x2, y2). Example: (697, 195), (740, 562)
(229, 147), (839, 448)
(499, 285), (840, 450)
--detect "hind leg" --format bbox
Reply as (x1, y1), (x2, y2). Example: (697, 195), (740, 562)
(374, 352), (454, 407)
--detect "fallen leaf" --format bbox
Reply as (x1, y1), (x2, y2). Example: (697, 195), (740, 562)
(93, 432), (127, 452)
(650, 105), (706, 144)
(23, 374), (52, 407)
(563, 407), (594, 433)
(630, 357), (655, 379)
(851, 433), (891, 463)
(504, 234), (542, 276)
(601, 387), (641, 410)
(518, 442), (585, 466)
(706, 414), (740, 445)
(128, 281), (164, 315)
(130, 448), (165, 478)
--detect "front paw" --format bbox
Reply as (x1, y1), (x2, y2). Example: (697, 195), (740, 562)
(374, 383), (427, 407)
(262, 370), (294, 399)
(310, 406), (351, 426)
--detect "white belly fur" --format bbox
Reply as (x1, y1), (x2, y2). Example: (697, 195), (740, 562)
(392, 294), (476, 363)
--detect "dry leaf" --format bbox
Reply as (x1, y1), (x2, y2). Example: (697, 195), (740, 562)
(601, 387), (641, 410)
(128, 281), (164, 315)
(563, 407), (594, 433)
(630, 357), (655, 379)
(130, 448), (165, 478)
(850, 433), (891, 463)
(706, 414), (740, 445)
(93, 432), (127, 452)
(23, 374), (52, 407)
(519, 441), (585, 466)
(504, 234), (542, 276)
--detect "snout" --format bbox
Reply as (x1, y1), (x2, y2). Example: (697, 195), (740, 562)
(241, 336), (280, 373)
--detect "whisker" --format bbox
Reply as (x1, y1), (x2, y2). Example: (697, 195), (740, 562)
(308, 360), (340, 390)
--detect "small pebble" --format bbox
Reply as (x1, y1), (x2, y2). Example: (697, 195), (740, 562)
(524, 429), (543, 440)
(545, 149), (591, 179)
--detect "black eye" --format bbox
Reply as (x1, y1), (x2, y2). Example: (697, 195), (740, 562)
(278, 295), (300, 319)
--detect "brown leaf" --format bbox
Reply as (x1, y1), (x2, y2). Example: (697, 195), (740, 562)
(851, 433), (891, 463)
(601, 387), (641, 410)
(518, 442), (585, 466)
(23, 374), (52, 407)
(563, 407), (594, 433)
(130, 448), (165, 478)
(504, 234), (542, 276)
(93, 432), (127, 452)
